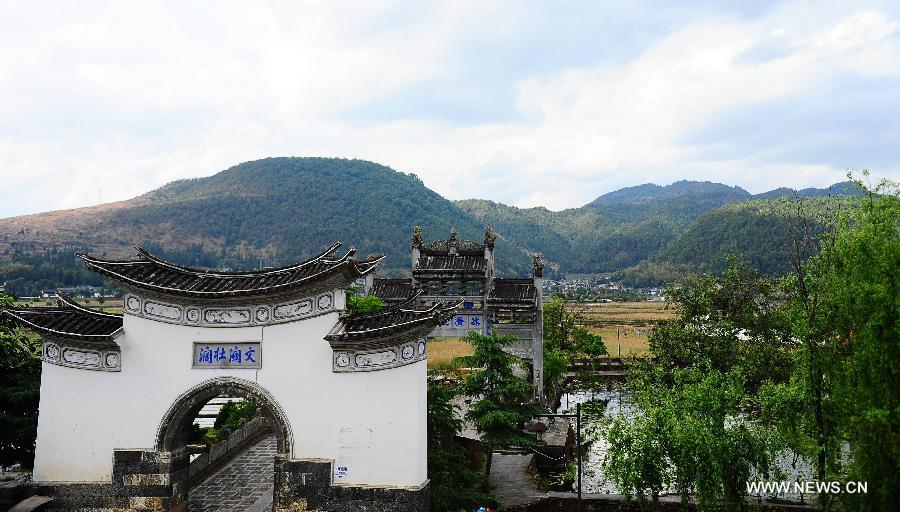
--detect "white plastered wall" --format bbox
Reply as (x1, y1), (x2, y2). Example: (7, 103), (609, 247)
(32, 310), (427, 488)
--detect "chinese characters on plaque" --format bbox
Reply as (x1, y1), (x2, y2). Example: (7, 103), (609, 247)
(192, 342), (261, 369)
(441, 315), (482, 328)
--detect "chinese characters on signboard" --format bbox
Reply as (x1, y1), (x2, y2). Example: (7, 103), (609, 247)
(441, 315), (482, 328)
(192, 342), (261, 368)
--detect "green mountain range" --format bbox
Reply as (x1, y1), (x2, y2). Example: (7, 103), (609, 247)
(0, 157), (863, 294)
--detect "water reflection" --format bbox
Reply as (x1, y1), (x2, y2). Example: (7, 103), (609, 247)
(556, 382), (636, 494)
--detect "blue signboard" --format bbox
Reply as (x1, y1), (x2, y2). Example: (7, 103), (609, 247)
(192, 342), (261, 368)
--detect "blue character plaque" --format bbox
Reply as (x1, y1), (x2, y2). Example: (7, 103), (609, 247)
(193, 342), (261, 369)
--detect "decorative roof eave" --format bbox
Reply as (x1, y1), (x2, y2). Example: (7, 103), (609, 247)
(127, 242), (342, 277)
(56, 293), (123, 321)
(78, 243), (384, 300)
(1, 310), (123, 342)
(1, 295), (123, 343)
(325, 299), (460, 349)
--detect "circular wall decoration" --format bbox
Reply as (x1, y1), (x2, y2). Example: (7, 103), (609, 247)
(45, 344), (60, 361)
(335, 353), (350, 368)
(317, 294), (333, 311)
(105, 353), (120, 368)
(417, 340), (427, 356)
(125, 296), (141, 312)
(256, 307), (270, 322)
(185, 308), (201, 323)
(401, 345), (415, 360)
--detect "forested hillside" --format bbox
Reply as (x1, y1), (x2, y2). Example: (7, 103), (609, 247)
(95, 157), (533, 274)
(459, 181), (767, 273)
(655, 195), (858, 274)
(0, 157), (865, 294)
(0, 158), (534, 283)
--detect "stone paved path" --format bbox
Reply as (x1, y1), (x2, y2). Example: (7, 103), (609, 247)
(188, 435), (276, 512)
(489, 453), (547, 509)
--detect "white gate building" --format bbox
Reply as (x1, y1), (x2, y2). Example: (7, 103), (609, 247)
(3, 243), (454, 511)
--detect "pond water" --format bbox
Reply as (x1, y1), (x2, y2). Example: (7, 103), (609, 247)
(555, 379), (815, 500)
(556, 382), (636, 494)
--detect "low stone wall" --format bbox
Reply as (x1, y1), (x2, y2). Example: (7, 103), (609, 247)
(32, 448), (178, 510)
(188, 416), (271, 486)
(273, 457), (429, 511)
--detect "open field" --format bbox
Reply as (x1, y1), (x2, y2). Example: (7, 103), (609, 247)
(427, 337), (473, 370)
(586, 326), (651, 356)
(577, 302), (672, 356)
(578, 301), (674, 323)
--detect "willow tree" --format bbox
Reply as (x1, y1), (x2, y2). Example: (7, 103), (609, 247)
(604, 259), (792, 510)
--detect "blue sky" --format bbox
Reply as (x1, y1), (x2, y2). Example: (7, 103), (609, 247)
(0, 0), (898, 217)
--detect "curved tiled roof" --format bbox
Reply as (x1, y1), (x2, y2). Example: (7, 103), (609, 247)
(415, 255), (486, 273)
(488, 278), (537, 303)
(371, 278), (416, 303)
(79, 243), (382, 299)
(1, 294), (123, 341)
(326, 296), (459, 346)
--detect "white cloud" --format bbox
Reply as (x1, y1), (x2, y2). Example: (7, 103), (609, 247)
(0, 0), (898, 217)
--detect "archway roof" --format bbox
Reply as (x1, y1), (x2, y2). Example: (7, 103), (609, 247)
(1, 293), (123, 342)
(326, 292), (459, 347)
(78, 242), (382, 299)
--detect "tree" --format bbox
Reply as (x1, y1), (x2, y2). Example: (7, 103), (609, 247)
(427, 379), (492, 511)
(542, 295), (608, 399)
(544, 295), (608, 357)
(604, 259), (791, 510)
(458, 331), (542, 484)
(213, 399), (257, 432)
(345, 288), (384, 314)
(0, 295), (41, 469)
(756, 195), (848, 510)
(543, 296), (578, 352)
(756, 177), (898, 511)
(831, 179), (899, 511)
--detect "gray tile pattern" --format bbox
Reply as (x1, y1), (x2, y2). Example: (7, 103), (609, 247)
(188, 435), (276, 512)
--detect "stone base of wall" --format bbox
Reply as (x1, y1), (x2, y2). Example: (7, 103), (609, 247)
(32, 451), (429, 512)
(33, 449), (175, 511)
(274, 457), (429, 512)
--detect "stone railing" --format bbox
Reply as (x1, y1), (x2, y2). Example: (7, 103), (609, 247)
(188, 416), (271, 485)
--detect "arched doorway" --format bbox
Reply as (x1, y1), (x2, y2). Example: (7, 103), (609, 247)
(156, 377), (293, 511)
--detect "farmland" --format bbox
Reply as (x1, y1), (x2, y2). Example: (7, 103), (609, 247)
(577, 301), (673, 356)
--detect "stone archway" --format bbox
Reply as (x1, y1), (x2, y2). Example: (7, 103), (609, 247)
(155, 377), (293, 511)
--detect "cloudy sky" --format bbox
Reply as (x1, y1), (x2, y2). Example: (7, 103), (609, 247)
(1, 0), (898, 217)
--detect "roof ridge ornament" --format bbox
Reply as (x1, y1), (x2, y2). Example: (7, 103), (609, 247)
(411, 226), (423, 248)
(448, 228), (458, 255)
(484, 225), (496, 249)
(531, 253), (544, 278)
